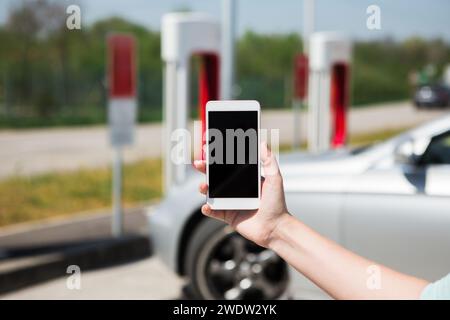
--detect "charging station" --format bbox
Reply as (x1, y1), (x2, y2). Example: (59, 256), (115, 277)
(307, 32), (351, 153)
(161, 13), (220, 193)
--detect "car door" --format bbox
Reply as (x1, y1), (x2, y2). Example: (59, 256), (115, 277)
(342, 130), (450, 282)
(283, 173), (348, 299)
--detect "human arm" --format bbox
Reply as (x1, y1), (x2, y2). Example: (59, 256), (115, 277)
(268, 213), (428, 299)
(194, 142), (429, 299)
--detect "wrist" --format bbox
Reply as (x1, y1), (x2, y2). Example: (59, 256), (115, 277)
(267, 212), (292, 250)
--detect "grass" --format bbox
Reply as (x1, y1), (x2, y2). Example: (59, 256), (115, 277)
(0, 159), (162, 227)
(0, 126), (411, 227)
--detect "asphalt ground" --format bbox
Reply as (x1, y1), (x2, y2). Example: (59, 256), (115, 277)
(0, 206), (187, 299)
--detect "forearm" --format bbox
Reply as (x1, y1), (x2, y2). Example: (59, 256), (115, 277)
(269, 214), (428, 299)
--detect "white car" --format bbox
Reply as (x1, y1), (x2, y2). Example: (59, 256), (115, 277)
(148, 114), (450, 299)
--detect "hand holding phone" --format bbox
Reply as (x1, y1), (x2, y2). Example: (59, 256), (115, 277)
(194, 137), (289, 249)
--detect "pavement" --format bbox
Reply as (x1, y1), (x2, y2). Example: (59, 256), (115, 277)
(0, 205), (186, 299)
(1, 101), (447, 179)
(0, 257), (185, 300)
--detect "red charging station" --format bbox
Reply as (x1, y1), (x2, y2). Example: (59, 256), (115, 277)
(161, 13), (221, 192)
(308, 32), (351, 153)
(294, 54), (309, 100)
(330, 63), (349, 147)
(198, 53), (220, 157)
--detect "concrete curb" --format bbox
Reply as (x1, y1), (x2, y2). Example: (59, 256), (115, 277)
(0, 234), (152, 295)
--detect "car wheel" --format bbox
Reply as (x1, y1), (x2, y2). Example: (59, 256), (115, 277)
(185, 218), (289, 300)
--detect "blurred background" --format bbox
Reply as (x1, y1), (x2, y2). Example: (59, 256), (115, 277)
(1, 0), (449, 127)
(0, 0), (449, 300)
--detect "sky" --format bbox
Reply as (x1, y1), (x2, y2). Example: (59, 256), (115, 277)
(1, 0), (450, 41)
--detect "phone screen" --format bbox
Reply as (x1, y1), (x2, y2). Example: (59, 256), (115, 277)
(208, 111), (258, 198)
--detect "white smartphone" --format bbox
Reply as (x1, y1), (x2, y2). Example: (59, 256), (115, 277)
(206, 100), (261, 210)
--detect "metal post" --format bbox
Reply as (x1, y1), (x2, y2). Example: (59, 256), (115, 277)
(292, 0), (314, 150)
(221, 0), (236, 100)
(163, 62), (176, 194)
(303, 0), (315, 55)
(112, 147), (123, 237)
(304, 0), (316, 151)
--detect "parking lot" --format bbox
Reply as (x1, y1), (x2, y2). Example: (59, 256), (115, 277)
(1, 0), (450, 303)
(0, 104), (449, 299)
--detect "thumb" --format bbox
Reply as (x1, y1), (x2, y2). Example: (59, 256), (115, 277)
(261, 141), (280, 177)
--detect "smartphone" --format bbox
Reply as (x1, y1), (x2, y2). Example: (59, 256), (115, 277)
(206, 100), (261, 210)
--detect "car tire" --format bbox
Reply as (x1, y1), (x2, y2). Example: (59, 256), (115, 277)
(184, 218), (289, 300)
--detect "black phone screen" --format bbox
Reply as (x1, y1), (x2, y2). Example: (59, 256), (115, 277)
(208, 111), (258, 198)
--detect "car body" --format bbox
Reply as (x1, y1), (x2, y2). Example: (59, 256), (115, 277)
(414, 84), (450, 108)
(148, 114), (450, 299)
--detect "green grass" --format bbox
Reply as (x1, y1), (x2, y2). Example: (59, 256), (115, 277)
(0, 159), (162, 227)
(0, 126), (411, 227)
